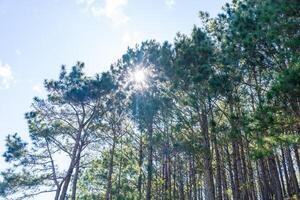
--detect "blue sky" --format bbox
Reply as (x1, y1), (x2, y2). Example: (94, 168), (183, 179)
(0, 0), (228, 198)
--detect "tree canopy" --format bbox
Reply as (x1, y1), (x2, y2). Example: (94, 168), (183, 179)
(1, 0), (300, 199)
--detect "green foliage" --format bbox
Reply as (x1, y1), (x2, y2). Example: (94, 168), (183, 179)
(1, 0), (300, 199)
(77, 142), (139, 200)
(2, 133), (27, 163)
(268, 64), (300, 101)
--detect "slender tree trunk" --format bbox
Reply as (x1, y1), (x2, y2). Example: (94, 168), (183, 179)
(105, 136), (116, 200)
(163, 144), (168, 200)
(285, 147), (300, 198)
(187, 159), (192, 200)
(276, 154), (287, 197)
(215, 141), (222, 200)
(256, 161), (264, 200)
(138, 135), (144, 199)
(293, 145), (300, 177)
(173, 156), (177, 200)
(200, 110), (215, 200)
(232, 140), (240, 200)
(59, 131), (83, 200)
(245, 141), (257, 200)
(156, 167), (161, 199)
(281, 146), (292, 196)
(258, 159), (271, 200)
(168, 150), (172, 200)
(71, 158), (80, 200)
(220, 149), (229, 200)
(178, 156), (185, 200)
(146, 122), (154, 200)
(199, 177), (203, 200)
(59, 152), (80, 200)
(192, 156), (197, 200)
(55, 185), (62, 200)
(226, 145), (235, 200)
(240, 141), (250, 200)
(116, 138), (124, 198)
(46, 139), (62, 200)
(268, 154), (283, 200)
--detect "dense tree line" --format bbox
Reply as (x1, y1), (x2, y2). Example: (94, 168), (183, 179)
(1, 0), (299, 199)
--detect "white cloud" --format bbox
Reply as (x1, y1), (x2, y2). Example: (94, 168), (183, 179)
(0, 61), (14, 89)
(78, 0), (129, 26)
(165, 0), (176, 8)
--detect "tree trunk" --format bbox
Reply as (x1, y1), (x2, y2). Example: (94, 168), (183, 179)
(220, 149), (229, 200)
(232, 140), (240, 200)
(200, 110), (215, 200)
(59, 131), (83, 200)
(226, 145), (235, 200)
(178, 156), (185, 200)
(245, 142), (257, 200)
(137, 135), (144, 199)
(276, 154), (287, 197)
(268, 154), (283, 200)
(293, 145), (300, 177)
(55, 185), (62, 200)
(240, 141), (250, 200)
(258, 159), (271, 200)
(281, 146), (292, 196)
(116, 138), (124, 198)
(192, 156), (197, 200)
(146, 122), (154, 200)
(285, 147), (300, 198)
(173, 156), (177, 200)
(187, 157), (192, 200)
(163, 144), (168, 200)
(168, 150), (172, 200)
(215, 141), (222, 200)
(71, 158), (80, 200)
(105, 136), (116, 200)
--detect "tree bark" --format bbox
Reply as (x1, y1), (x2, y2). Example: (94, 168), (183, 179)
(226, 145), (235, 200)
(285, 147), (300, 198)
(200, 110), (215, 200)
(59, 129), (83, 200)
(276, 154), (287, 197)
(232, 140), (240, 200)
(293, 145), (300, 177)
(105, 136), (116, 200)
(240, 141), (250, 200)
(268, 154), (283, 200)
(137, 135), (144, 200)
(178, 156), (185, 200)
(71, 158), (80, 200)
(192, 156), (197, 200)
(215, 141), (222, 200)
(258, 159), (271, 200)
(146, 122), (154, 200)
(281, 146), (292, 196)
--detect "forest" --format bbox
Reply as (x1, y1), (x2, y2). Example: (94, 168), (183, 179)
(0, 0), (300, 199)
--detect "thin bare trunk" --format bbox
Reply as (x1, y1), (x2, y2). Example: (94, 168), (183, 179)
(59, 131), (83, 200)
(138, 135), (144, 199)
(200, 110), (215, 200)
(285, 147), (300, 198)
(71, 158), (80, 200)
(105, 136), (116, 200)
(268, 154), (283, 200)
(146, 122), (154, 200)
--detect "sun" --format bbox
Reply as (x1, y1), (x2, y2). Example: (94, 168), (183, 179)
(133, 69), (146, 83)
(129, 68), (149, 90)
